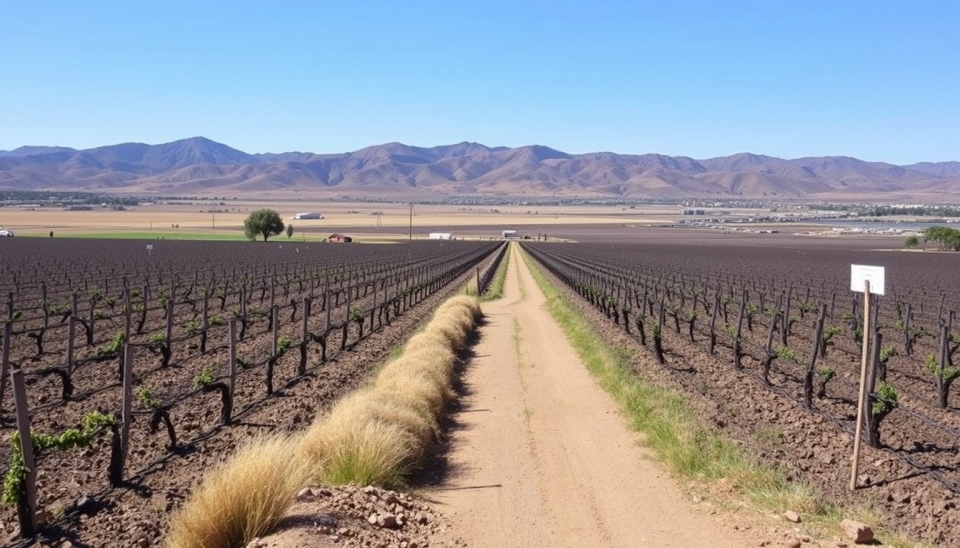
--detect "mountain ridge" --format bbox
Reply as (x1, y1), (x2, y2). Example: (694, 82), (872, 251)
(0, 137), (957, 199)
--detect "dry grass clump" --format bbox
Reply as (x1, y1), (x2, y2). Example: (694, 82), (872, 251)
(300, 296), (481, 488)
(442, 295), (482, 321)
(165, 433), (310, 548)
(165, 296), (482, 546)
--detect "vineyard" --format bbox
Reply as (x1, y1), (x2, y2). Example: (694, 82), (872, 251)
(522, 241), (959, 544)
(0, 238), (505, 545)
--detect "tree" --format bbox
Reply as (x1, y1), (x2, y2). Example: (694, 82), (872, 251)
(923, 226), (960, 251)
(286, 224), (294, 239)
(243, 209), (285, 242)
(904, 235), (919, 249)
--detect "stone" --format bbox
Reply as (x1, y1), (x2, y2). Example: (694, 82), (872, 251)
(75, 496), (94, 514)
(368, 513), (379, 525)
(783, 510), (801, 523)
(840, 520), (873, 544)
(783, 540), (801, 548)
(315, 513), (337, 527)
(296, 487), (316, 501)
(377, 513), (399, 529)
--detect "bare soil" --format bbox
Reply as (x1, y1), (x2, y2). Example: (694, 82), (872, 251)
(425, 245), (760, 547)
(258, 245), (770, 548)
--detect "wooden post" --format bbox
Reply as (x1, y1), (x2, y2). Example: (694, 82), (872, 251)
(324, 280), (331, 332)
(0, 322), (10, 413)
(123, 290), (132, 342)
(165, 299), (174, 346)
(66, 316), (76, 378)
(299, 298), (310, 376)
(228, 319), (237, 398)
(201, 291), (209, 353)
(118, 344), (133, 484)
(271, 306), (279, 357)
(371, 281), (377, 329)
(850, 280), (871, 491)
(11, 368), (37, 539)
(476, 267), (481, 295)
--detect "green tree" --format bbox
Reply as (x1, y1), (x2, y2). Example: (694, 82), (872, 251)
(243, 209), (285, 242)
(924, 226), (960, 251)
(904, 235), (919, 249)
(286, 224), (294, 239)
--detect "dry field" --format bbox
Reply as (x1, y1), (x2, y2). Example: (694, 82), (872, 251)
(0, 201), (822, 242)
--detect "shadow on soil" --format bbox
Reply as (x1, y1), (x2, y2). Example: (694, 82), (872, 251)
(407, 321), (485, 495)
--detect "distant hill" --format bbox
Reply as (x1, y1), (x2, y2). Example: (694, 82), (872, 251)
(0, 146), (77, 158)
(0, 137), (957, 200)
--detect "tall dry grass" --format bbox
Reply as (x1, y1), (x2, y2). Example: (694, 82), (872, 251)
(299, 295), (481, 487)
(164, 295), (482, 546)
(165, 433), (310, 548)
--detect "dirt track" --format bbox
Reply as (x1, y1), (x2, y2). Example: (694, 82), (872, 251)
(428, 244), (756, 547)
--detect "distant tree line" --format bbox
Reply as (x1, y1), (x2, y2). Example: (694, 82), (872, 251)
(865, 206), (960, 217)
(0, 190), (139, 205)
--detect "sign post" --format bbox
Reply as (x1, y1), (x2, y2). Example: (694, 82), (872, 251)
(849, 264), (884, 491)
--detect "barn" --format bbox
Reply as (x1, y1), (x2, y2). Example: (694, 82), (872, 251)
(328, 233), (353, 243)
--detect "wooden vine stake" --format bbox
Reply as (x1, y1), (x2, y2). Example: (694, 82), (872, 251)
(1, 322), (11, 414)
(849, 264), (884, 491)
(11, 369), (37, 538)
(116, 343), (133, 486)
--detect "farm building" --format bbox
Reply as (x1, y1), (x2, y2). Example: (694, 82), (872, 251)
(293, 212), (324, 220)
(502, 229), (519, 238)
(328, 233), (353, 243)
(429, 232), (452, 240)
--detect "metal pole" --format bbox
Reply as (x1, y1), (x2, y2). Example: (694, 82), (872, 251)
(850, 280), (871, 491)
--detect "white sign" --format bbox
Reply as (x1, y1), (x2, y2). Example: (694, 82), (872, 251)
(850, 264), (885, 295)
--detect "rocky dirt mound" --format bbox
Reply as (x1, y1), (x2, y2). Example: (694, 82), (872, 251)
(248, 485), (462, 548)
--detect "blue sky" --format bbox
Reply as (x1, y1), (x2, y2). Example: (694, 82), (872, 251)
(1, 1), (957, 163)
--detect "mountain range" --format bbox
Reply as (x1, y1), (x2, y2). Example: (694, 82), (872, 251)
(1, 137), (958, 200)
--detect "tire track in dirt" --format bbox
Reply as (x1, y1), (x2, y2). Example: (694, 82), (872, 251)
(428, 244), (756, 547)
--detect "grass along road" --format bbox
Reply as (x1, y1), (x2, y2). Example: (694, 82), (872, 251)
(427, 243), (758, 547)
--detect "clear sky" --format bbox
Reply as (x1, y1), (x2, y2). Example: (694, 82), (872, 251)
(1, 1), (957, 163)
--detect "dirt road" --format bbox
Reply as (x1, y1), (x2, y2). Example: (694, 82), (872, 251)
(429, 244), (755, 547)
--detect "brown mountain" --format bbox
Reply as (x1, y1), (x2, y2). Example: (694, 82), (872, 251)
(0, 137), (956, 200)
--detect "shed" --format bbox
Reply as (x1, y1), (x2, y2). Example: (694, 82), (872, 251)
(293, 212), (324, 220)
(502, 229), (519, 238)
(328, 233), (353, 243)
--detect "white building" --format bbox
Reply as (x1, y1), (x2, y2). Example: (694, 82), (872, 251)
(292, 212), (323, 220)
(429, 232), (452, 240)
